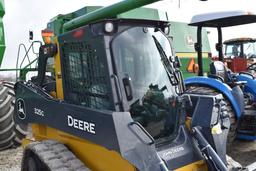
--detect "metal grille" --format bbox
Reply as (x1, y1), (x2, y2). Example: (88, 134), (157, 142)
(61, 42), (112, 110)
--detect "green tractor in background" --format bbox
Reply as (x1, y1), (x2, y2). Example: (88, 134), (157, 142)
(0, 0), (28, 150)
(170, 21), (212, 78)
(0, 0), (4, 63)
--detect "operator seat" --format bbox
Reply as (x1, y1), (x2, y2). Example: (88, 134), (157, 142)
(209, 61), (230, 82)
(210, 61), (247, 88)
(210, 61), (245, 114)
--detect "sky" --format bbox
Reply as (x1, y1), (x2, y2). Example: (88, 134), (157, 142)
(2, 0), (256, 75)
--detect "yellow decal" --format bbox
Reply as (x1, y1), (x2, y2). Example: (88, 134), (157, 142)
(211, 123), (222, 134)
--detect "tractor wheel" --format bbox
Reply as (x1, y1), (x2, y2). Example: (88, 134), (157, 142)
(186, 86), (237, 143)
(0, 81), (28, 150)
(22, 140), (90, 171)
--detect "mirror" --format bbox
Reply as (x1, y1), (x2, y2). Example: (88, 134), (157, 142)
(123, 74), (133, 101)
(174, 56), (181, 68)
(29, 30), (33, 41)
(194, 42), (200, 52)
(215, 43), (222, 52)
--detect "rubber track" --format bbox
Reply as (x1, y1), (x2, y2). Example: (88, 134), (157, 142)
(186, 86), (237, 143)
(23, 140), (90, 171)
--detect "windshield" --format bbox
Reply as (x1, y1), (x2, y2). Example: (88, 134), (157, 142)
(112, 27), (179, 140)
(225, 42), (256, 58)
(243, 42), (256, 58)
(225, 43), (241, 57)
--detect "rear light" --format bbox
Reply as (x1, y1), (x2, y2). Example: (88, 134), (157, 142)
(73, 29), (84, 39)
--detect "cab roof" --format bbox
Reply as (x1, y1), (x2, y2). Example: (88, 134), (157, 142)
(224, 37), (256, 44)
(189, 10), (256, 27)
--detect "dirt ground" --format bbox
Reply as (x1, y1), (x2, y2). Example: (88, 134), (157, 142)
(0, 140), (255, 171)
(228, 140), (256, 166)
(0, 147), (22, 171)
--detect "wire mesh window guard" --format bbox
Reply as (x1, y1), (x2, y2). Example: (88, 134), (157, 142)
(61, 42), (112, 110)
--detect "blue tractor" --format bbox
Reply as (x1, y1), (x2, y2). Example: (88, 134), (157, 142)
(185, 10), (256, 141)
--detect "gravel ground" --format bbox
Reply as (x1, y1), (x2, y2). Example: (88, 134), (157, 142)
(0, 147), (22, 171)
(0, 140), (255, 171)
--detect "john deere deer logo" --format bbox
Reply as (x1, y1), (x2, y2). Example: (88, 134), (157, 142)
(186, 35), (194, 47)
(17, 99), (26, 120)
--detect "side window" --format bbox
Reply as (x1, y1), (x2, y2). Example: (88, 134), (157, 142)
(243, 43), (255, 58)
(46, 57), (55, 77)
(61, 42), (113, 110)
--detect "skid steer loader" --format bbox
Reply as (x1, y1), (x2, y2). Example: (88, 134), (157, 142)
(13, 0), (256, 170)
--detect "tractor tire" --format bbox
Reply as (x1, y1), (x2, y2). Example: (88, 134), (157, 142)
(0, 81), (28, 150)
(186, 86), (237, 143)
(22, 140), (90, 171)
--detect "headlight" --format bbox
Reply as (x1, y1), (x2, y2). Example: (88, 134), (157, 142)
(164, 26), (170, 35)
(105, 22), (114, 33)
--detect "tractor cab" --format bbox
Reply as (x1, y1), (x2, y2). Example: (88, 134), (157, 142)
(224, 38), (256, 59)
(224, 37), (256, 73)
